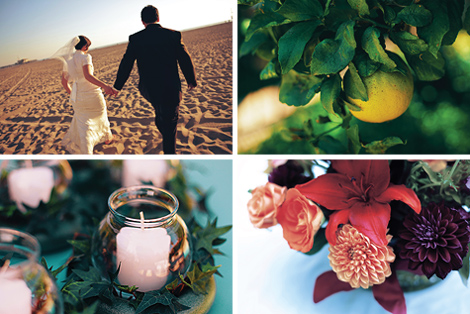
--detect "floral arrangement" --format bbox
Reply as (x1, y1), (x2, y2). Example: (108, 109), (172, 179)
(247, 160), (470, 314)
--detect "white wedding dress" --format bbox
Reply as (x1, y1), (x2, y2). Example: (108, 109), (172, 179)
(61, 50), (112, 154)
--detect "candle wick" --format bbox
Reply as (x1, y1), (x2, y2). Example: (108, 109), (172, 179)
(140, 211), (145, 230)
(0, 259), (11, 276)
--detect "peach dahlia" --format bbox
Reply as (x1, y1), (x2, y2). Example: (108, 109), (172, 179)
(328, 224), (395, 289)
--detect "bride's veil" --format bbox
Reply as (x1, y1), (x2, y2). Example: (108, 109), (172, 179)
(50, 37), (80, 73)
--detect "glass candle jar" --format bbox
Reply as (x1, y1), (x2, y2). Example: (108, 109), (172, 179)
(92, 186), (192, 292)
(0, 228), (63, 314)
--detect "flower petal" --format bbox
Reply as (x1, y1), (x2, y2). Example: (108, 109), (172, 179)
(332, 160), (390, 196)
(376, 184), (421, 214)
(325, 210), (351, 245)
(372, 273), (406, 314)
(295, 174), (356, 210)
(348, 201), (391, 246)
(313, 270), (354, 303)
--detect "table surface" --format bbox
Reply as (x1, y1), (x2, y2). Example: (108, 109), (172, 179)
(234, 159), (470, 314)
(44, 160), (233, 314)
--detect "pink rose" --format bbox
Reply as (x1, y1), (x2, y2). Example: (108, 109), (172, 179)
(277, 188), (324, 253)
(247, 182), (287, 228)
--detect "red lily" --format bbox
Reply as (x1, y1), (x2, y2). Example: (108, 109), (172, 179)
(296, 160), (421, 246)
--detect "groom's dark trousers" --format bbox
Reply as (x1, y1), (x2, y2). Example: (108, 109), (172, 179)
(114, 24), (197, 154)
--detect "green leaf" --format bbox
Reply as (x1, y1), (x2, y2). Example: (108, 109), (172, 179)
(194, 219), (232, 255)
(465, 5), (470, 34)
(278, 20), (322, 74)
(354, 51), (380, 77)
(304, 228), (328, 255)
(238, 0), (265, 5)
(135, 290), (189, 314)
(407, 51), (445, 81)
(346, 124), (361, 154)
(279, 70), (323, 106)
(67, 239), (91, 255)
(417, 1), (449, 58)
(459, 242), (470, 286)
(317, 135), (346, 154)
(347, 0), (370, 16)
(362, 27), (396, 69)
(240, 32), (269, 57)
(246, 10), (290, 41)
(72, 268), (102, 283)
(320, 74), (341, 114)
(311, 20), (356, 75)
(181, 264), (220, 295)
(390, 31), (428, 55)
(442, 0), (465, 45)
(363, 137), (406, 154)
(344, 62), (368, 101)
(277, 0), (323, 21)
(396, 4), (432, 27)
(260, 61), (279, 80)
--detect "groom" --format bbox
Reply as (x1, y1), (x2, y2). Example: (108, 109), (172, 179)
(112, 5), (197, 154)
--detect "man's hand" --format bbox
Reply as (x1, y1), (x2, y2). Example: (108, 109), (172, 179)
(188, 83), (197, 92)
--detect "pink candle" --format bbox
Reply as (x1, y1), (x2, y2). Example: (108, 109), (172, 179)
(122, 160), (169, 187)
(116, 226), (171, 292)
(7, 167), (54, 213)
(0, 273), (32, 314)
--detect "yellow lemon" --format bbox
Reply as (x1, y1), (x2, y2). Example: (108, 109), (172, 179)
(344, 59), (414, 123)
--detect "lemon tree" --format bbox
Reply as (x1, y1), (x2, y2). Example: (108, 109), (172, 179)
(239, 0), (469, 153)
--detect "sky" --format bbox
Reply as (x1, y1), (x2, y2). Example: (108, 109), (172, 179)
(0, 0), (234, 67)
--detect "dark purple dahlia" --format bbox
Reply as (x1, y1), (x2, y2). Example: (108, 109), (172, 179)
(268, 161), (311, 189)
(398, 202), (470, 279)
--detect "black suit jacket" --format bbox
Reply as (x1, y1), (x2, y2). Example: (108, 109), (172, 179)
(114, 24), (197, 104)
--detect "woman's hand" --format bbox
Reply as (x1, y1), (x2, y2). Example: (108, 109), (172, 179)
(61, 72), (71, 94)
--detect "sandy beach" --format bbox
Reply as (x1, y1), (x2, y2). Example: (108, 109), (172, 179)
(0, 22), (232, 155)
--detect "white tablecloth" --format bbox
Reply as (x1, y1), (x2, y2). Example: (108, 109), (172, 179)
(234, 159), (470, 314)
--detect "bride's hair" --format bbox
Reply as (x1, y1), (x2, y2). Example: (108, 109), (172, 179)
(141, 5), (159, 23)
(75, 36), (91, 50)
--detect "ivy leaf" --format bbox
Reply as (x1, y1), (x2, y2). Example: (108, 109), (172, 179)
(311, 20), (356, 75)
(347, 0), (370, 16)
(344, 62), (368, 101)
(346, 124), (361, 154)
(72, 267), (102, 283)
(260, 61), (279, 80)
(396, 4), (432, 27)
(407, 51), (445, 81)
(67, 239), (91, 255)
(194, 219), (232, 255)
(180, 264), (220, 295)
(246, 10), (290, 41)
(442, 0), (465, 45)
(278, 20), (322, 74)
(279, 70), (323, 106)
(417, 0), (449, 58)
(135, 290), (189, 314)
(320, 74), (341, 114)
(363, 137), (406, 154)
(277, 0), (323, 21)
(238, 0), (265, 5)
(362, 27), (396, 70)
(389, 31), (428, 56)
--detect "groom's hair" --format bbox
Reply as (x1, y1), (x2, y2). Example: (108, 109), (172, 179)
(141, 5), (159, 23)
(75, 36), (91, 50)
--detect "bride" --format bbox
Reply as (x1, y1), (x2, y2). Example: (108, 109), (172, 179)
(52, 35), (114, 154)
